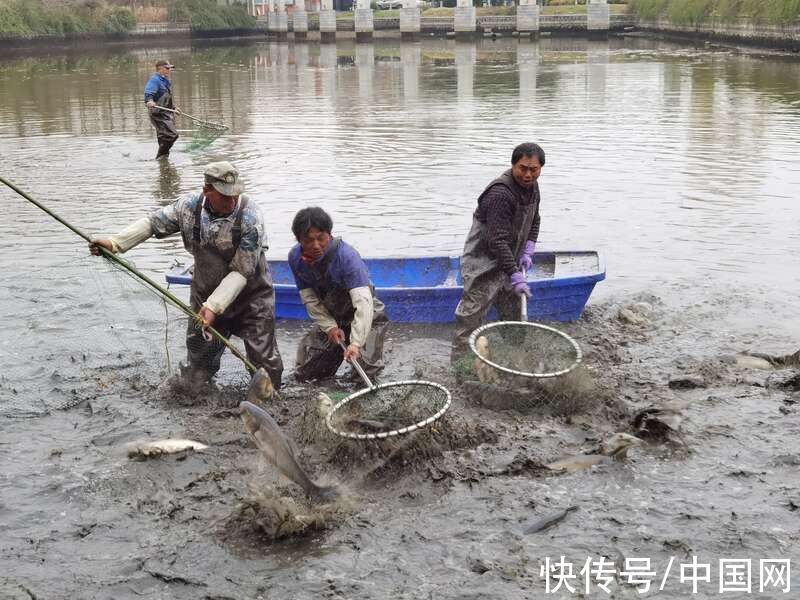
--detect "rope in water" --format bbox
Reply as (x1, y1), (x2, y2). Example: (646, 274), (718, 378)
(0, 176), (256, 373)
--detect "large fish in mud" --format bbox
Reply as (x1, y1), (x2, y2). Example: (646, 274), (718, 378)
(733, 349), (800, 370)
(546, 433), (642, 473)
(126, 439), (208, 459)
(474, 335), (499, 384)
(524, 506), (579, 534)
(241, 372), (338, 501)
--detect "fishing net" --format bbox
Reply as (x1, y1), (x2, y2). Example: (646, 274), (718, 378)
(0, 252), (251, 419)
(183, 127), (226, 153)
(325, 380), (452, 440)
(459, 321), (595, 416)
(469, 321), (582, 380)
(0, 177), (255, 419)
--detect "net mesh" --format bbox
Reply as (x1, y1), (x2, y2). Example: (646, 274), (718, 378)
(471, 322), (582, 379)
(326, 381), (451, 439)
(183, 125), (226, 153)
(1, 254), (250, 419)
(457, 322), (595, 415)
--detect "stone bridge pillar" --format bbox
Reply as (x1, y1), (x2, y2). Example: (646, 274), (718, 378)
(355, 0), (374, 42)
(319, 0), (336, 42)
(294, 0), (308, 39)
(274, 0), (288, 39)
(587, 0), (609, 36)
(266, 0), (276, 35)
(400, 0), (420, 39)
(454, 0), (475, 39)
(516, 0), (539, 38)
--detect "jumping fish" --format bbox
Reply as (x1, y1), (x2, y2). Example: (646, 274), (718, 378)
(241, 372), (338, 501)
(524, 506), (579, 534)
(546, 433), (642, 473)
(318, 392), (334, 420)
(474, 335), (498, 383)
(126, 439), (208, 459)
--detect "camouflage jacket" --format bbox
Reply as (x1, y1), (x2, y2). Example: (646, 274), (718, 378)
(149, 192), (265, 281)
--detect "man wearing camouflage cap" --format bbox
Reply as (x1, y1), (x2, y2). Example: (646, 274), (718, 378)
(144, 59), (179, 159)
(90, 161), (284, 391)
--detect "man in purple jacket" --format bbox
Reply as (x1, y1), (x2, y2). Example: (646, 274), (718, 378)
(289, 207), (389, 381)
(452, 142), (544, 360)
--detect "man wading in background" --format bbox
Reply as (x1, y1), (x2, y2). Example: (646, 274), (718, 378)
(144, 59), (179, 160)
(451, 142), (544, 361)
(89, 161), (284, 392)
(289, 207), (389, 382)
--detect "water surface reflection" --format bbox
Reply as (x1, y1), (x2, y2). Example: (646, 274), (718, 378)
(1, 37), (799, 298)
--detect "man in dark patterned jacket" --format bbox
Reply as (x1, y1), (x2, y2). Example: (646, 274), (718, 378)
(452, 142), (545, 360)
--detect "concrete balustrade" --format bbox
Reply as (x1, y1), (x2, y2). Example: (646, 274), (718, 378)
(260, 2), (633, 41)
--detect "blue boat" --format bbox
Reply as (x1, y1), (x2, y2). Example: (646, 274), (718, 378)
(165, 250), (605, 323)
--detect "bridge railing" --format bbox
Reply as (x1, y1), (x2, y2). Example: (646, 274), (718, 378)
(421, 16), (454, 31)
(281, 10), (637, 33)
(477, 15), (516, 30)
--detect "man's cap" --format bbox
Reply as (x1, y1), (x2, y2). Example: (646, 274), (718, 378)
(155, 59), (174, 69)
(204, 161), (244, 197)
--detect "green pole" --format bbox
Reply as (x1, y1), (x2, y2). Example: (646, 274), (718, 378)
(0, 175), (257, 373)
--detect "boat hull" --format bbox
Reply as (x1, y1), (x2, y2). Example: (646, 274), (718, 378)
(165, 251), (605, 323)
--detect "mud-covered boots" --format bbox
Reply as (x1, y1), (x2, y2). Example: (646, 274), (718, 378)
(155, 141), (173, 159)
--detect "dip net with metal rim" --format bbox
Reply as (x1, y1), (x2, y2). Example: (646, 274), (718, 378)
(469, 321), (582, 380)
(325, 380), (452, 440)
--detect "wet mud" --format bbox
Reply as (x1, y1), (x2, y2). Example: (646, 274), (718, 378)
(2, 289), (799, 597)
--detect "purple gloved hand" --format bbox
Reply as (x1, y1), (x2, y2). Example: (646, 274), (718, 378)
(510, 271), (531, 297)
(518, 240), (536, 272)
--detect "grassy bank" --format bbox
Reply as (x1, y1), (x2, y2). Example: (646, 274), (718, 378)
(0, 0), (255, 37)
(169, 0), (254, 29)
(0, 0), (135, 37)
(630, 0), (800, 25)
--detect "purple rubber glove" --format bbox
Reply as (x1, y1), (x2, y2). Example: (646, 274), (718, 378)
(510, 271), (531, 297)
(518, 240), (536, 271)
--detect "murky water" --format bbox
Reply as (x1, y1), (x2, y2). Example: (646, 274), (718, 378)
(1, 37), (799, 599)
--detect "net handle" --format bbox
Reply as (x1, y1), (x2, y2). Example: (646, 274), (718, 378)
(339, 341), (375, 390)
(154, 106), (229, 130)
(520, 266), (528, 321)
